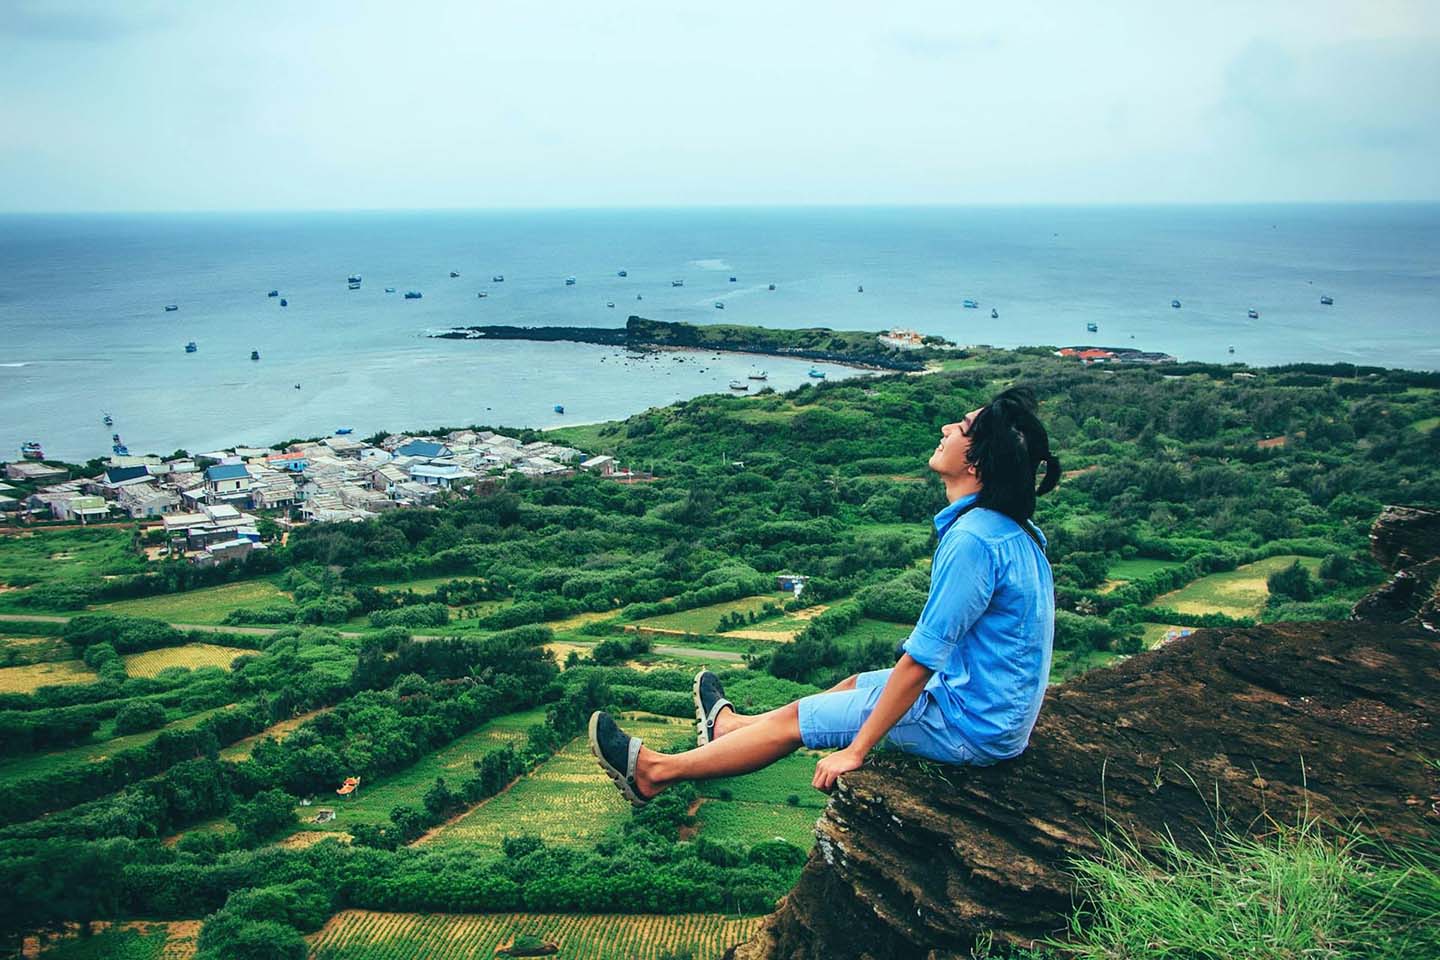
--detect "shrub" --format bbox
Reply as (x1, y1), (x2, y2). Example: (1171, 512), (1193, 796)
(113, 700), (167, 734)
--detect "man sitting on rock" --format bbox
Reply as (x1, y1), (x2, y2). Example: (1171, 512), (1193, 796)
(590, 386), (1061, 805)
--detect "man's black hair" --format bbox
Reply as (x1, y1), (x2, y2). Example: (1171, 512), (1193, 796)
(963, 386), (1060, 523)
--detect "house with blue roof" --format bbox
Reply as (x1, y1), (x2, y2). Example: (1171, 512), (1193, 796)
(204, 462), (253, 504)
(395, 439), (452, 459)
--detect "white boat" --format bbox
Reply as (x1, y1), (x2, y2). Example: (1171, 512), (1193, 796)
(671, 279), (684, 287)
(565, 276), (576, 285)
(747, 369), (768, 380)
(714, 301), (725, 309)
(728, 380), (749, 390)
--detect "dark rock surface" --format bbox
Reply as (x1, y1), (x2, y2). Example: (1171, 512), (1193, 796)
(1354, 505), (1440, 631)
(725, 619), (1439, 959)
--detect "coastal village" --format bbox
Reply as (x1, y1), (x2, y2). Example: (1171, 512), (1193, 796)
(2, 430), (634, 566)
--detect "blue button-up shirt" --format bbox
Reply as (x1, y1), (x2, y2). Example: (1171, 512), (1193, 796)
(902, 494), (1055, 761)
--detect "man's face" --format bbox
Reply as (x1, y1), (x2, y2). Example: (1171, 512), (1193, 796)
(928, 407), (983, 479)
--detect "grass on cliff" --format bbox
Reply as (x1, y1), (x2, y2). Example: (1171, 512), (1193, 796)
(1051, 817), (1439, 960)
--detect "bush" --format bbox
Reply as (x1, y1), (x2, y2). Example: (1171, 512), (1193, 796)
(368, 603), (450, 629)
(113, 700), (167, 734)
(1267, 561), (1316, 602)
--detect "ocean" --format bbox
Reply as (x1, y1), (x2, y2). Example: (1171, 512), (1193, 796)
(1, 205), (1437, 462)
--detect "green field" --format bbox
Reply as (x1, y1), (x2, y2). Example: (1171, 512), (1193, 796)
(96, 578), (289, 624)
(430, 714), (694, 852)
(296, 707), (548, 834)
(1149, 555), (1323, 619)
(695, 751), (826, 847)
(308, 910), (764, 960)
(829, 617), (911, 653)
(629, 593), (798, 636)
(1411, 416), (1440, 434)
(0, 704), (233, 787)
(0, 527), (144, 589)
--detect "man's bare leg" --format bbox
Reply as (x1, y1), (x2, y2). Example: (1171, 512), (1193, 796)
(712, 674), (859, 738)
(636, 701), (805, 797)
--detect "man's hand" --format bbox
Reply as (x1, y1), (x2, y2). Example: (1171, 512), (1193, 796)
(812, 747), (866, 792)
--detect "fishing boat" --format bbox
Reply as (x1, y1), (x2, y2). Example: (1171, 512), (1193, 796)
(991, 308), (999, 319)
(347, 274), (362, 284)
(1320, 295), (1334, 305)
(294, 383), (301, 390)
(449, 271), (460, 278)
(20, 441), (44, 460)
(553, 404), (565, 414)
(1171, 299), (1182, 309)
(857, 284), (864, 293)
(348, 281), (361, 290)
(748, 369), (768, 380)
(112, 442), (129, 456)
(103, 413), (113, 426)
(251, 350), (260, 361)
(477, 291), (488, 298)
(768, 283), (776, 291)
(164, 304), (178, 312)
(728, 380), (749, 390)
(617, 269), (628, 277)
(492, 275), (504, 282)
(404, 291), (422, 299)
(1228, 345), (1236, 354)
(963, 299), (979, 309)
(714, 301), (725, 310)
(729, 276), (737, 283)
(565, 276), (576, 286)
(280, 298), (288, 306)
(1248, 309), (1260, 319)
(672, 279), (684, 287)
(607, 301), (615, 308)
(185, 341), (197, 353)
(267, 290), (279, 298)
(335, 427), (354, 435)
(808, 367), (826, 379)
(1086, 322), (1099, 333)
(385, 287), (396, 294)
(111, 433), (121, 444)
(636, 294), (643, 300)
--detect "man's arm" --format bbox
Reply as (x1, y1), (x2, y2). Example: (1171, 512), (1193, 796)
(812, 653), (933, 791)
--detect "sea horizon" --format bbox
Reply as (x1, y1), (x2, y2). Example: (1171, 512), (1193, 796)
(4, 204), (1438, 461)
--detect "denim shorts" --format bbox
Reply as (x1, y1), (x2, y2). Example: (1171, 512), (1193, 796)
(796, 668), (988, 765)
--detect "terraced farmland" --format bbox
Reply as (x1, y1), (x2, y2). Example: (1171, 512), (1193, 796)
(296, 707), (548, 834)
(430, 714), (693, 852)
(695, 751), (825, 847)
(308, 909), (763, 960)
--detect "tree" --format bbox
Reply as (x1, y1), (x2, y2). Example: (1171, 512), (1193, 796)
(1267, 561), (1316, 602)
(113, 700), (167, 735)
(230, 788), (298, 844)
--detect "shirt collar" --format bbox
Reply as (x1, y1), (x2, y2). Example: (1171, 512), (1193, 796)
(933, 493), (979, 538)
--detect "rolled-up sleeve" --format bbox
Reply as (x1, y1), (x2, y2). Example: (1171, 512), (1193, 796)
(903, 530), (995, 672)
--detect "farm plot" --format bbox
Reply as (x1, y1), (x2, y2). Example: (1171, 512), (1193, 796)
(294, 707), (548, 834)
(430, 714), (693, 852)
(96, 579), (289, 625)
(122, 643), (253, 677)
(308, 909), (763, 960)
(828, 617), (911, 653)
(0, 658), (95, 694)
(1148, 555), (1323, 620)
(1099, 557), (1184, 593)
(31, 920), (198, 959)
(628, 593), (800, 637)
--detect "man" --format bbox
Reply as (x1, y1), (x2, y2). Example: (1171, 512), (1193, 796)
(590, 387), (1061, 806)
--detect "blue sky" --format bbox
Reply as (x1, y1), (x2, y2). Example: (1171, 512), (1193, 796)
(1, 0), (1437, 211)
